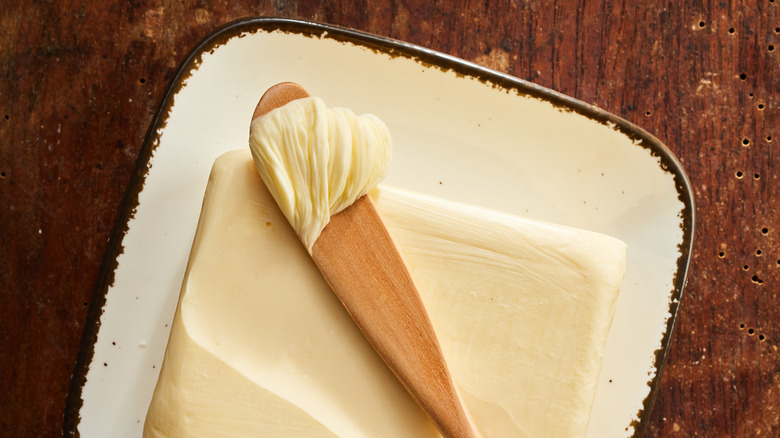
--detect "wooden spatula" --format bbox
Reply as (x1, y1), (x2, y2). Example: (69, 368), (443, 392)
(252, 82), (482, 438)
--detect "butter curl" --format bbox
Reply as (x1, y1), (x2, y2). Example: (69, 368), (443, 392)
(249, 97), (392, 251)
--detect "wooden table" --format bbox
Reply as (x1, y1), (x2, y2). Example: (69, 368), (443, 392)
(1, 1), (777, 436)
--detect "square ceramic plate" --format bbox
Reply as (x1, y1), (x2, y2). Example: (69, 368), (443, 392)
(65, 18), (693, 438)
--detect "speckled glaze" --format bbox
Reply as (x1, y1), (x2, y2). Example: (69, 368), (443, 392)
(65, 18), (693, 438)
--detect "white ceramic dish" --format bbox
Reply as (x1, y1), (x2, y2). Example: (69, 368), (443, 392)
(65, 18), (693, 438)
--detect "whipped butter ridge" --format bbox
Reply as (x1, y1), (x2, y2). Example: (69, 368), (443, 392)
(249, 96), (391, 251)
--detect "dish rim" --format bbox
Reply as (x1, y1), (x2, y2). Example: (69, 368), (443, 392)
(63, 17), (695, 437)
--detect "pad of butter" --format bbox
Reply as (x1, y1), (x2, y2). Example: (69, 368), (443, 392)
(143, 150), (626, 438)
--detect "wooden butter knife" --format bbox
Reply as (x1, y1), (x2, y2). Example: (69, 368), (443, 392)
(252, 82), (482, 438)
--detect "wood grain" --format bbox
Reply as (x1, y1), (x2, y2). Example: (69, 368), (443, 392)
(0, 0), (777, 436)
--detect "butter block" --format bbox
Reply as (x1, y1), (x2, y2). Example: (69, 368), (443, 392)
(144, 149), (626, 438)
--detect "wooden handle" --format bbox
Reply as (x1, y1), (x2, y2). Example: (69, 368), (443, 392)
(312, 196), (481, 438)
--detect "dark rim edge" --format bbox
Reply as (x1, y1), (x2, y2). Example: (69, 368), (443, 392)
(63, 17), (695, 437)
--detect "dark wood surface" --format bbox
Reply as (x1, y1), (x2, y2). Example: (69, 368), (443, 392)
(1, 1), (777, 436)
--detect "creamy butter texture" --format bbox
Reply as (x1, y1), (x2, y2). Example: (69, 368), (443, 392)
(144, 150), (627, 438)
(248, 97), (391, 251)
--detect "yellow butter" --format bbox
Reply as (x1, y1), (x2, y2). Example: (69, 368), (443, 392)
(144, 150), (626, 438)
(249, 97), (391, 251)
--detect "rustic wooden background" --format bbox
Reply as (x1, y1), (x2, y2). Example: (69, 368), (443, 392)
(1, 0), (777, 436)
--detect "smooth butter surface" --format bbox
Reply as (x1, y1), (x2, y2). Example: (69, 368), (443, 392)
(144, 150), (626, 438)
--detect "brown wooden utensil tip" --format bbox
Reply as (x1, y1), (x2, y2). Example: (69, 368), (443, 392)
(252, 82), (483, 438)
(251, 81), (311, 121)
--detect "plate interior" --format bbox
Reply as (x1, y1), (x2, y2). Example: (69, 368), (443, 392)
(67, 19), (692, 438)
